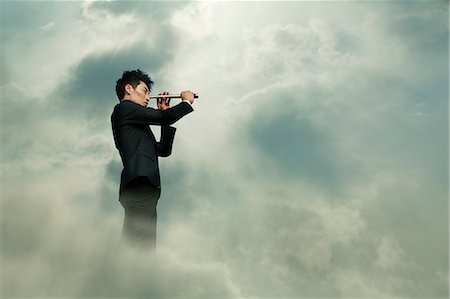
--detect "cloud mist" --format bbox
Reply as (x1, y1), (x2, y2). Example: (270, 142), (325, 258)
(1, 1), (448, 298)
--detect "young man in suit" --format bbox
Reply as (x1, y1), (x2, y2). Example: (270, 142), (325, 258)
(111, 69), (194, 249)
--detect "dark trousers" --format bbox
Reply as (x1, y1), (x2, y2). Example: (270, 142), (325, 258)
(119, 177), (160, 249)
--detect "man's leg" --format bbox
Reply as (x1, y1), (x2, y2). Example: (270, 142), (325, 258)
(119, 177), (159, 249)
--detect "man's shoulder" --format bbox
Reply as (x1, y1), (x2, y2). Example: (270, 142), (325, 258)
(116, 100), (138, 108)
(113, 100), (139, 114)
(112, 101), (131, 123)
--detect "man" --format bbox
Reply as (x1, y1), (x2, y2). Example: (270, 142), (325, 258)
(111, 69), (194, 249)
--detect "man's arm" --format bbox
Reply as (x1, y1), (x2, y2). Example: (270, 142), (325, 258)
(154, 91), (195, 157)
(120, 101), (193, 126)
(157, 126), (177, 157)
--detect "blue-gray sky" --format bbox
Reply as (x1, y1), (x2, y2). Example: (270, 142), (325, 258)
(1, 1), (448, 298)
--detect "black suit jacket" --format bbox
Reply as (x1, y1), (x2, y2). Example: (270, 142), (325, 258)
(111, 100), (193, 192)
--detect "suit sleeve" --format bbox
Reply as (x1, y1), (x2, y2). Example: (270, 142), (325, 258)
(157, 126), (177, 157)
(121, 101), (193, 126)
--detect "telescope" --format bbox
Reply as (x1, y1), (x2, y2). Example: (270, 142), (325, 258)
(149, 93), (199, 99)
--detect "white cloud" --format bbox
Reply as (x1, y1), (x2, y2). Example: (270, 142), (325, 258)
(39, 22), (55, 30)
(374, 234), (407, 269)
(170, 2), (214, 41)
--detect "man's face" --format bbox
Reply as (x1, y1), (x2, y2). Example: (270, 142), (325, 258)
(126, 81), (150, 107)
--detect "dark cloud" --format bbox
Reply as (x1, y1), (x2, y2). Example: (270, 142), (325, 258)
(376, 1), (448, 91)
(382, 1), (448, 43)
(0, 2), (80, 42)
(335, 30), (361, 55)
(236, 85), (350, 194)
(248, 110), (341, 190)
(55, 27), (178, 118)
(104, 159), (122, 183)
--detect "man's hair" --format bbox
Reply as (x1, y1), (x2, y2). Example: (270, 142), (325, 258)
(115, 69), (154, 100)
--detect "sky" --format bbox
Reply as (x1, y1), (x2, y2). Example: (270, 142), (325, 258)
(0, 1), (448, 298)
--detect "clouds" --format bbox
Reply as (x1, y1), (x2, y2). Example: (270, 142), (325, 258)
(56, 38), (177, 117)
(248, 106), (342, 191)
(1, 1), (448, 299)
(85, 0), (188, 20)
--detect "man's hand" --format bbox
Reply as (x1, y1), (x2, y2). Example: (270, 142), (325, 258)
(180, 90), (195, 104)
(157, 91), (171, 110)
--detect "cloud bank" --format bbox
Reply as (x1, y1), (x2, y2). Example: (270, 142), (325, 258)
(1, 1), (448, 298)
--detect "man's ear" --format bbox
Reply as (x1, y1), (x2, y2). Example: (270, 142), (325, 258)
(124, 84), (134, 95)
